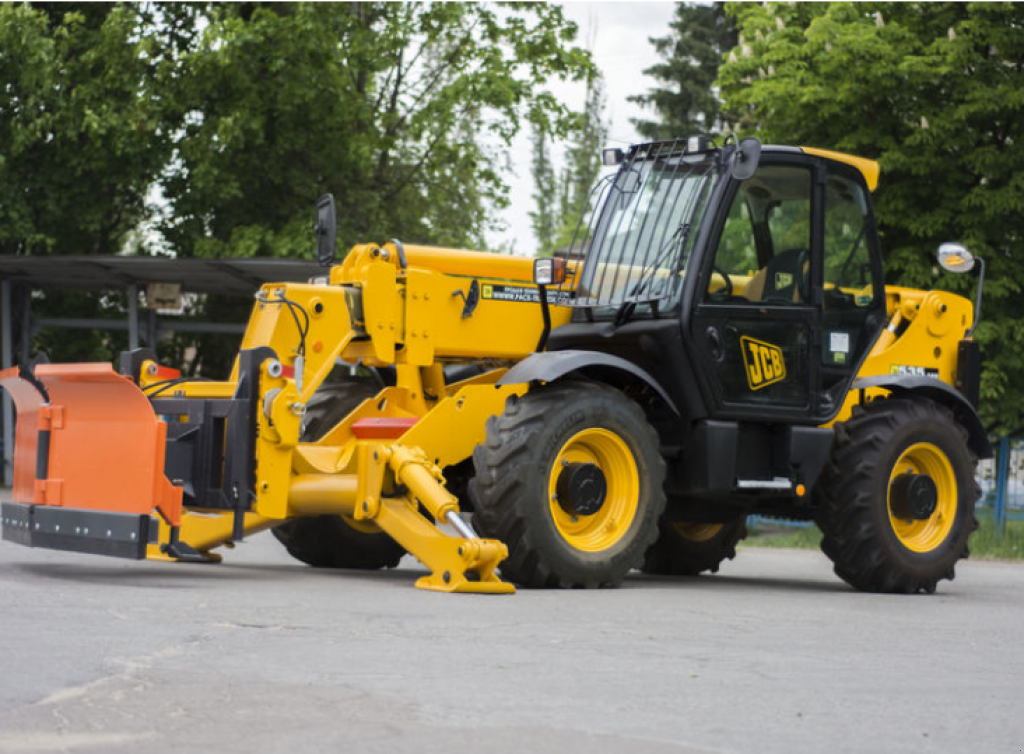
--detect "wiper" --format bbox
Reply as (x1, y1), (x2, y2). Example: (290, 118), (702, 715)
(613, 222), (692, 326)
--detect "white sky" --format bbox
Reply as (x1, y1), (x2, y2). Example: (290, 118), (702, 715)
(490, 1), (679, 256)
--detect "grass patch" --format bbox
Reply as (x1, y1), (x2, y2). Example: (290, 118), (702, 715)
(740, 516), (1024, 561)
(742, 521), (822, 550)
(968, 517), (1024, 561)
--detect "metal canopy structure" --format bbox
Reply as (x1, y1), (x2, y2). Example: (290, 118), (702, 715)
(0, 255), (321, 296)
(1, 255), (323, 486)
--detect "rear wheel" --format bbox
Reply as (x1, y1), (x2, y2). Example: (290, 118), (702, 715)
(815, 397), (979, 594)
(470, 382), (666, 588)
(272, 381), (405, 570)
(642, 516), (748, 576)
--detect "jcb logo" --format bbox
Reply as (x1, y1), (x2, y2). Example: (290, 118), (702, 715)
(741, 336), (786, 390)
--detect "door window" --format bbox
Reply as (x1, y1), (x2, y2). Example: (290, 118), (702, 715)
(706, 165), (812, 305)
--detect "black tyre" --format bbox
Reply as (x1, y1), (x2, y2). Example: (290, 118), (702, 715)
(469, 382), (666, 588)
(642, 516), (748, 576)
(815, 397), (979, 594)
(271, 381), (405, 570)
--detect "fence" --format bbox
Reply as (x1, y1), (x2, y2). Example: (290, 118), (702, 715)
(977, 437), (1024, 538)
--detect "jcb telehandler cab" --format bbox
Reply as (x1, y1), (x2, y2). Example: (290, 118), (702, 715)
(466, 136), (989, 593)
(1, 136), (990, 594)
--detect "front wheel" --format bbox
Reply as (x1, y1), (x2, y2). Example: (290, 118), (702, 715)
(469, 382), (666, 588)
(815, 397), (979, 594)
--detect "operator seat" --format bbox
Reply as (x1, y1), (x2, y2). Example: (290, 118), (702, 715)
(742, 248), (808, 303)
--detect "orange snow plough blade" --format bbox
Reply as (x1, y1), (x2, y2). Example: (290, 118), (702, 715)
(0, 364), (181, 558)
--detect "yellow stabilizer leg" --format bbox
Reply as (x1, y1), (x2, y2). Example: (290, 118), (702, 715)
(349, 443), (514, 594)
(371, 497), (514, 594)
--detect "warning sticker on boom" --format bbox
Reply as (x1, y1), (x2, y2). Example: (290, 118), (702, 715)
(480, 284), (572, 305)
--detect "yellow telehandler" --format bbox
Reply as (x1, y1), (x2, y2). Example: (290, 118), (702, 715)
(0, 137), (991, 594)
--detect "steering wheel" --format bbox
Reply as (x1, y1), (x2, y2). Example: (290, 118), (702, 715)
(708, 265), (734, 302)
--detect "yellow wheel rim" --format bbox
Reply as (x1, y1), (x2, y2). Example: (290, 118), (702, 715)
(672, 522), (723, 543)
(548, 428), (640, 552)
(887, 442), (957, 553)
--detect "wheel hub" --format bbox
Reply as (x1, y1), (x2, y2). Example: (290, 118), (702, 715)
(556, 462), (607, 517)
(889, 472), (939, 521)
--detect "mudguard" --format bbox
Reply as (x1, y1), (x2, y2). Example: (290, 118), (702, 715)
(497, 349), (679, 414)
(852, 374), (992, 459)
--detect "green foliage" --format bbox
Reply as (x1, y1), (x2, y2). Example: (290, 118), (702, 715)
(529, 124), (559, 255)
(0, 3), (172, 256)
(160, 3), (591, 258)
(0, 3), (591, 259)
(742, 522), (823, 550)
(555, 68), (608, 252)
(0, 3), (591, 368)
(630, 2), (738, 141)
(968, 517), (1024, 561)
(718, 2), (1024, 434)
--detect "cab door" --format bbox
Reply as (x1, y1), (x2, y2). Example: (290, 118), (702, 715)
(688, 156), (884, 424)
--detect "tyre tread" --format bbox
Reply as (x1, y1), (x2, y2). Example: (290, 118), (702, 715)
(815, 397), (979, 594)
(470, 382), (666, 588)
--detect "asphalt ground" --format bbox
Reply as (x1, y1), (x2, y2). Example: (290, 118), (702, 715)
(0, 491), (1022, 753)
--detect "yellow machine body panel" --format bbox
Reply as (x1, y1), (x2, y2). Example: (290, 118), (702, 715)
(829, 286), (974, 426)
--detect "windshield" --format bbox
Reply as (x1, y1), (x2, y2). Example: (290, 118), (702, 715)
(560, 141), (719, 311)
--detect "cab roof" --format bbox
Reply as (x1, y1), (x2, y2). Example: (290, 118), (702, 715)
(760, 145), (879, 191)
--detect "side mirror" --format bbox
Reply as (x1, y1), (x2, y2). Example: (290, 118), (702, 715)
(937, 242), (976, 273)
(938, 242), (986, 338)
(315, 194), (337, 267)
(730, 137), (762, 181)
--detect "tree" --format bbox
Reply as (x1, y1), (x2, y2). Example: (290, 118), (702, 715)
(0, 2), (591, 371)
(629, 2), (738, 141)
(0, 4), (200, 364)
(559, 67), (608, 246)
(0, 3), (177, 256)
(718, 2), (1024, 435)
(530, 67), (608, 256)
(159, 3), (591, 259)
(0, 2), (591, 259)
(529, 123), (559, 254)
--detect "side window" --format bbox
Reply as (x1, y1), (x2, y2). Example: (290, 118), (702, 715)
(820, 167), (882, 375)
(706, 165), (813, 304)
(823, 172), (877, 309)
